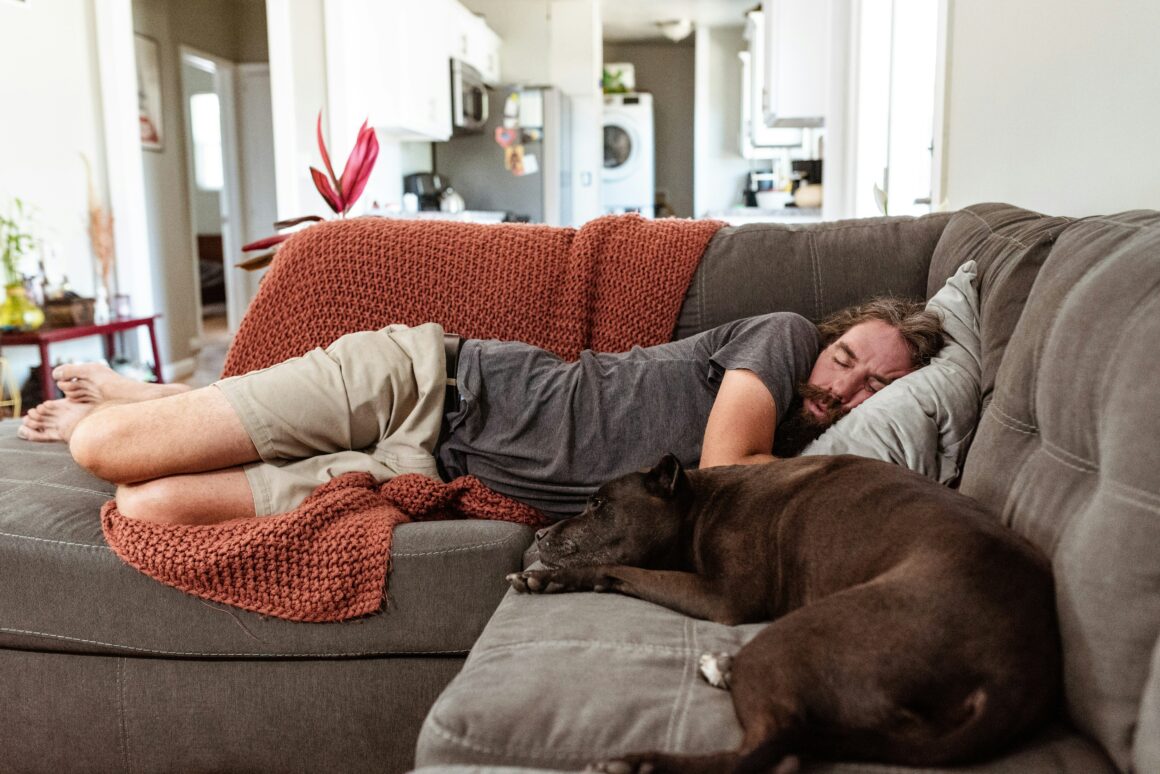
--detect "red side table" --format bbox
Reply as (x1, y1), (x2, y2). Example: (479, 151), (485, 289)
(0, 315), (164, 409)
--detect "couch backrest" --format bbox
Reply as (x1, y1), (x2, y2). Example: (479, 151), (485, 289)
(674, 213), (951, 338)
(951, 205), (1160, 772)
(688, 204), (1160, 770)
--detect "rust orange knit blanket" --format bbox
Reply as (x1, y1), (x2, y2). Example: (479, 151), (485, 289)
(101, 214), (723, 621)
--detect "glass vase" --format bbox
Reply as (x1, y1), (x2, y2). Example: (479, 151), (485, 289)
(0, 284), (46, 332)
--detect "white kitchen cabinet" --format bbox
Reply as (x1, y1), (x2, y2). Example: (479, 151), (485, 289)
(449, 2), (502, 85)
(760, 0), (829, 127)
(324, 0), (453, 141)
(743, 11), (804, 152)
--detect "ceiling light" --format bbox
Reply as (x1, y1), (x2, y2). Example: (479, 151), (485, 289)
(657, 19), (694, 42)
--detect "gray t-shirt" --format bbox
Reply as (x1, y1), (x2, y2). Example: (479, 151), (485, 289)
(437, 312), (821, 519)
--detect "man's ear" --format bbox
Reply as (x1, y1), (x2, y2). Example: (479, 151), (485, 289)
(645, 453), (686, 499)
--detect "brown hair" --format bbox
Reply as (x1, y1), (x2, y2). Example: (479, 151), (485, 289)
(816, 297), (945, 368)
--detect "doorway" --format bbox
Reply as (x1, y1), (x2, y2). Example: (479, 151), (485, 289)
(177, 51), (275, 386)
(180, 49), (231, 337)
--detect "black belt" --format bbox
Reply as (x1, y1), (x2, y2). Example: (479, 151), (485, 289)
(443, 333), (462, 418)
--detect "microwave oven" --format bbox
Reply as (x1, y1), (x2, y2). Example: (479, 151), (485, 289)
(451, 59), (488, 134)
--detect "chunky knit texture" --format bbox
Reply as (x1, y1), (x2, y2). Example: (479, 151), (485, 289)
(102, 473), (546, 622)
(223, 213), (723, 373)
(102, 214), (723, 621)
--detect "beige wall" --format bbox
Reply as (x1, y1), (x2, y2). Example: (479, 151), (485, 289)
(943, 0), (1160, 216)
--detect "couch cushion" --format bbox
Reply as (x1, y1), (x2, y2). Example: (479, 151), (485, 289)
(674, 213), (950, 339)
(958, 209), (1160, 771)
(0, 422), (534, 657)
(416, 586), (1116, 772)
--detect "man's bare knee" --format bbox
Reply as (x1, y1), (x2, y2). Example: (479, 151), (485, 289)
(69, 409), (134, 482)
(115, 481), (185, 524)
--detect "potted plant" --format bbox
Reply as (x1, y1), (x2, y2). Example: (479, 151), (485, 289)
(0, 198), (45, 331)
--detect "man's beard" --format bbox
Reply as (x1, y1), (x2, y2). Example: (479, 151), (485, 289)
(772, 383), (848, 458)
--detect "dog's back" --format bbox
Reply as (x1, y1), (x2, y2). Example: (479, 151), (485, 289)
(519, 454), (1061, 771)
(689, 455), (1061, 767)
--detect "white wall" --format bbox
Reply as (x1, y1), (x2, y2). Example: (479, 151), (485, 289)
(942, 0), (1160, 215)
(693, 26), (751, 217)
(0, 0), (113, 382)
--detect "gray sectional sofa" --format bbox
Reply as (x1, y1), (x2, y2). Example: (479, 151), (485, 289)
(2, 203), (1157, 773)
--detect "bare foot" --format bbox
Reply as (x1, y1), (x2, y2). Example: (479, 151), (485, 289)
(54, 362), (188, 403)
(17, 399), (94, 443)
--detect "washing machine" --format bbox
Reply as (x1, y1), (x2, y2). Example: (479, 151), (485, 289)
(602, 92), (655, 217)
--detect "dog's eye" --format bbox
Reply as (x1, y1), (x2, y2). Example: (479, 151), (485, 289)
(589, 496), (605, 510)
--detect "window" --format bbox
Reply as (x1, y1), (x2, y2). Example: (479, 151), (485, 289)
(189, 92), (223, 191)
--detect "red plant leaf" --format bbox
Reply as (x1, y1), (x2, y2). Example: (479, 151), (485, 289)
(316, 111), (340, 193)
(241, 233), (292, 252)
(273, 214), (324, 229)
(311, 166), (344, 214)
(339, 122), (380, 212)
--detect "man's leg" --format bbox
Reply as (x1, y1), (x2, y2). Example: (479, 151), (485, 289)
(68, 385), (259, 485)
(114, 467), (256, 524)
(18, 362), (191, 443)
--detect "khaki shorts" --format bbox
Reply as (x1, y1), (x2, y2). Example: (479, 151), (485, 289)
(214, 323), (447, 516)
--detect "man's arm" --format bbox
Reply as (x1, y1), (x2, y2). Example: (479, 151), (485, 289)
(699, 369), (778, 468)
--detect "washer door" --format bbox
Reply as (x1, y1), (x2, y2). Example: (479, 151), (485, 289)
(602, 117), (640, 182)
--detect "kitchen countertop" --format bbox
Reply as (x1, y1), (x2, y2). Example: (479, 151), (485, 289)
(372, 210), (510, 224)
(706, 206), (824, 226)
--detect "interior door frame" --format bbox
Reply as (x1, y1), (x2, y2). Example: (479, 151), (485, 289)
(178, 46), (246, 335)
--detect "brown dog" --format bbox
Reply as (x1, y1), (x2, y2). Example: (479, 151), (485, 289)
(507, 454), (1060, 773)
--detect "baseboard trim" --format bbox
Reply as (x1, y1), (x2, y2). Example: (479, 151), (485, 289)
(163, 357), (197, 383)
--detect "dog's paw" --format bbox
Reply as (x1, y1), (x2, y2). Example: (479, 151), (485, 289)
(506, 570), (569, 594)
(698, 651), (734, 689)
(584, 759), (655, 774)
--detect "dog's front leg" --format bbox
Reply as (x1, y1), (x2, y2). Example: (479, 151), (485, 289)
(508, 566), (757, 625)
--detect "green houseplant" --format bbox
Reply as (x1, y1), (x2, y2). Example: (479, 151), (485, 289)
(0, 198), (45, 331)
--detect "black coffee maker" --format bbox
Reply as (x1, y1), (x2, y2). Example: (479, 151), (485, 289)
(403, 173), (449, 211)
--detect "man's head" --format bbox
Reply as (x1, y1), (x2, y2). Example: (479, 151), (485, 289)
(773, 298), (945, 456)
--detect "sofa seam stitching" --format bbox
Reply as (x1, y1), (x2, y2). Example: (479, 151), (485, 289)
(0, 627), (470, 657)
(1077, 217), (1156, 233)
(117, 657), (131, 774)
(423, 713), (633, 761)
(988, 404), (1037, 433)
(669, 617), (695, 750)
(1105, 483), (1160, 514)
(0, 476), (112, 497)
(0, 529), (112, 550)
(392, 532), (528, 557)
(725, 218), (928, 236)
(469, 638), (691, 656)
(808, 232), (822, 317)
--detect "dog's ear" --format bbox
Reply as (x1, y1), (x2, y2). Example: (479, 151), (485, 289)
(645, 453), (686, 499)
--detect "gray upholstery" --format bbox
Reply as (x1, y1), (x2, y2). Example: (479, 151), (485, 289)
(4, 204), (1156, 773)
(674, 212), (951, 339)
(418, 205), (1159, 773)
(0, 421), (534, 772)
(956, 208), (1160, 771)
(416, 584), (1115, 772)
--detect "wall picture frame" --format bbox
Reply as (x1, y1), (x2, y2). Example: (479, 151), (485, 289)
(135, 34), (163, 151)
